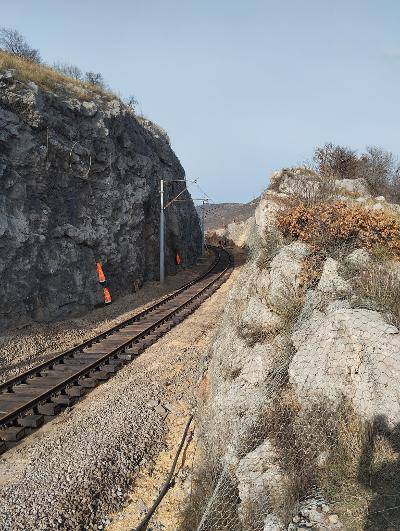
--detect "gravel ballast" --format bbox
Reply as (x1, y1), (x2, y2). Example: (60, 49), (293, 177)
(0, 257), (238, 530)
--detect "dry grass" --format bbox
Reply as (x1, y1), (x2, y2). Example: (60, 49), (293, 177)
(0, 50), (115, 101)
(261, 387), (400, 529)
(353, 262), (400, 327)
(263, 389), (371, 526)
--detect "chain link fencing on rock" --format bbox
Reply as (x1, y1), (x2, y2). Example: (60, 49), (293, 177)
(179, 241), (400, 531)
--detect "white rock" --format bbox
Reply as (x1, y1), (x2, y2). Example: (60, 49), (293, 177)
(290, 307), (400, 425)
(80, 101), (98, 117)
(317, 258), (351, 295)
(344, 248), (371, 270)
(263, 513), (285, 530)
(236, 440), (287, 528)
(268, 242), (312, 306)
(241, 297), (284, 332)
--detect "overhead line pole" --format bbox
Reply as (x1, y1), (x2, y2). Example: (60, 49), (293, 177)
(160, 179), (165, 283)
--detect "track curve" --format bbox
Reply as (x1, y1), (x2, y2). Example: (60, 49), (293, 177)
(0, 246), (233, 449)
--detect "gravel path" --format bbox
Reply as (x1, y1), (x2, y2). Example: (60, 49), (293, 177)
(0, 257), (212, 385)
(0, 256), (239, 531)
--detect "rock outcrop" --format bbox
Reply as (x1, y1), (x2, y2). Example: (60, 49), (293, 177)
(0, 70), (201, 331)
(192, 168), (400, 529)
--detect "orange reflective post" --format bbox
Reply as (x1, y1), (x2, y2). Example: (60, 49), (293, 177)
(97, 262), (106, 283)
(175, 252), (182, 266)
(103, 287), (112, 304)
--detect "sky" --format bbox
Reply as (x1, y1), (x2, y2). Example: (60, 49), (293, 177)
(2, 0), (400, 203)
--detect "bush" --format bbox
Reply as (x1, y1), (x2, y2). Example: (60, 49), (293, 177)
(359, 146), (399, 196)
(314, 142), (359, 180)
(0, 27), (40, 63)
(313, 143), (400, 199)
(276, 201), (400, 257)
(84, 71), (106, 88)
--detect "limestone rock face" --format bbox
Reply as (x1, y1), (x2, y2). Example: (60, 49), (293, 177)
(317, 258), (351, 295)
(290, 307), (400, 425)
(0, 72), (201, 331)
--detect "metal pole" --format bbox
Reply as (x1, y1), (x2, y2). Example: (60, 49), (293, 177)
(201, 200), (205, 255)
(160, 179), (165, 283)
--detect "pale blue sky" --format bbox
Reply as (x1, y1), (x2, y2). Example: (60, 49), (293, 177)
(2, 1), (400, 202)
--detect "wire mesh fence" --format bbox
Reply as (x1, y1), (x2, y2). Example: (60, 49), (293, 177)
(180, 239), (400, 531)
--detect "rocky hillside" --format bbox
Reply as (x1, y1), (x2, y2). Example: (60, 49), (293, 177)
(0, 60), (201, 332)
(184, 168), (400, 530)
(196, 198), (259, 232)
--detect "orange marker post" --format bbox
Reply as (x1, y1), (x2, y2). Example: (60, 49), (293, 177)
(175, 252), (182, 266)
(103, 287), (112, 304)
(97, 262), (106, 284)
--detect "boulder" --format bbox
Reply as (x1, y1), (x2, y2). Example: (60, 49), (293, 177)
(268, 242), (312, 306)
(255, 190), (288, 240)
(290, 307), (400, 425)
(317, 258), (351, 295)
(235, 440), (287, 530)
(241, 297), (285, 333)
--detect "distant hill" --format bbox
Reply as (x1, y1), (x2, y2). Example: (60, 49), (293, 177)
(196, 197), (260, 231)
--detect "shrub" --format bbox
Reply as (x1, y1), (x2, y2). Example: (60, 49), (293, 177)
(53, 61), (83, 80)
(358, 146), (399, 196)
(276, 201), (400, 257)
(0, 27), (40, 63)
(313, 143), (400, 200)
(314, 142), (359, 180)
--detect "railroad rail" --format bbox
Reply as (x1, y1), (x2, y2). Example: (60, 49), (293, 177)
(0, 246), (233, 450)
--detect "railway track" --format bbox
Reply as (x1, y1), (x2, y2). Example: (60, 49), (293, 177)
(0, 246), (233, 451)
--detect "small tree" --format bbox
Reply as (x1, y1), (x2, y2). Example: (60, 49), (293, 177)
(0, 27), (41, 63)
(53, 61), (83, 81)
(84, 71), (105, 88)
(125, 94), (138, 111)
(313, 142), (359, 180)
(358, 146), (397, 194)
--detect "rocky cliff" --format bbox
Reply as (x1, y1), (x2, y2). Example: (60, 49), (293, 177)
(185, 169), (400, 530)
(0, 68), (202, 331)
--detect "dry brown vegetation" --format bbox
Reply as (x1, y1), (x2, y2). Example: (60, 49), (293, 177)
(276, 201), (400, 258)
(0, 50), (115, 101)
(353, 262), (400, 327)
